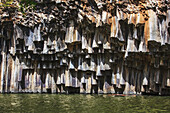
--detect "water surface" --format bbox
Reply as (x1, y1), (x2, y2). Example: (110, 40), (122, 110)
(0, 94), (169, 113)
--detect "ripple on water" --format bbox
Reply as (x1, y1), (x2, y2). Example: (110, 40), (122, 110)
(0, 94), (169, 113)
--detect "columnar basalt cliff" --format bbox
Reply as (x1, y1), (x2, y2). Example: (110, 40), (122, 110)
(0, 0), (170, 95)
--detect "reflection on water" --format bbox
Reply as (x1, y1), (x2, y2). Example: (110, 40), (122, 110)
(0, 94), (169, 113)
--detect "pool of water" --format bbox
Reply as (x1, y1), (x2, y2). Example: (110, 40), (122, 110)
(0, 94), (169, 113)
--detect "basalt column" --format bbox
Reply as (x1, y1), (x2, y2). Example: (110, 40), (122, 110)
(0, 0), (169, 95)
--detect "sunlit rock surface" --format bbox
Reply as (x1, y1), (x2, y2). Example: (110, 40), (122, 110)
(0, 0), (170, 95)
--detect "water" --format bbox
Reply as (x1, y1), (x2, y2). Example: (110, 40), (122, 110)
(0, 94), (169, 113)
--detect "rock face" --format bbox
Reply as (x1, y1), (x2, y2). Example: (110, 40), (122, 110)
(0, 0), (170, 95)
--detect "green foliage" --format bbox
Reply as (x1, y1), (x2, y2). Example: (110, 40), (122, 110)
(0, 0), (13, 7)
(20, 0), (37, 7)
(0, 0), (37, 8)
(19, 0), (37, 14)
(0, 0), (37, 15)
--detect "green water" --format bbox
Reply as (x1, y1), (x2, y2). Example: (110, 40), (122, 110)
(0, 94), (169, 113)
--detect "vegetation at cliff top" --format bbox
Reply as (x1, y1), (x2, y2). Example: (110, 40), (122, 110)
(20, 0), (37, 7)
(0, 0), (37, 8)
(0, 0), (37, 15)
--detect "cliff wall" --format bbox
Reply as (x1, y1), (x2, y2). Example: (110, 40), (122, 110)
(0, 0), (170, 95)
